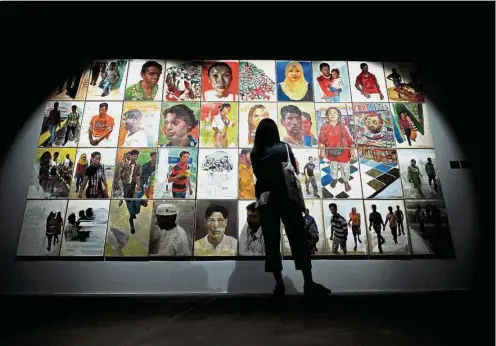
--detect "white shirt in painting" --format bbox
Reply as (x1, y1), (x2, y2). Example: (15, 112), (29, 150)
(203, 89), (238, 102)
(123, 129), (148, 147)
(194, 234), (237, 256)
(331, 77), (344, 90)
(212, 114), (230, 132)
(157, 225), (191, 256)
(239, 225), (265, 256)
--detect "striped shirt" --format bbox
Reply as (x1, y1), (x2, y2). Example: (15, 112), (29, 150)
(239, 226), (265, 256)
(331, 213), (348, 240)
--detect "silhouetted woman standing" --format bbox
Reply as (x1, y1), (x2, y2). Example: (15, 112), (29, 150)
(251, 118), (331, 297)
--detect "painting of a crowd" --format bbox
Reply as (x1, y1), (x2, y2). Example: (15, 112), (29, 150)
(201, 153), (233, 172)
(239, 61), (276, 101)
(36, 151), (73, 198)
(164, 61), (202, 101)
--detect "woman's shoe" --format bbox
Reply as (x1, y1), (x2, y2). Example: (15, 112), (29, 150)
(273, 284), (286, 297)
(304, 282), (331, 297)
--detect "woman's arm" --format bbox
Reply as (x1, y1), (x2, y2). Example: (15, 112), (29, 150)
(288, 145), (299, 175)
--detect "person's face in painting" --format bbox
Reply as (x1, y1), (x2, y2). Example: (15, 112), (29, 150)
(141, 66), (162, 87)
(351, 207), (356, 214)
(282, 112), (302, 136)
(321, 66), (330, 78)
(124, 115), (138, 132)
(330, 205), (337, 216)
(302, 116), (312, 134)
(150, 154), (157, 165)
(411, 159), (416, 167)
(400, 112), (407, 120)
(248, 107), (267, 132)
(288, 66), (302, 82)
(240, 152), (251, 165)
(331, 70), (339, 79)
(308, 157), (313, 165)
(220, 106), (231, 116)
(156, 214), (175, 230)
(427, 158), (432, 164)
(91, 154), (101, 166)
(206, 212), (227, 241)
(180, 153), (190, 165)
(208, 65), (232, 94)
(165, 113), (190, 141)
(247, 209), (260, 231)
(130, 153), (138, 163)
(361, 64), (369, 73)
(54, 103), (59, 110)
(326, 108), (339, 123)
(99, 106), (107, 117)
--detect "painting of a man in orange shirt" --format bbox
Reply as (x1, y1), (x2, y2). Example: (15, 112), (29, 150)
(88, 103), (115, 146)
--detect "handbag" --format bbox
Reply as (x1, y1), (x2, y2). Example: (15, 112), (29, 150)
(282, 144), (306, 211)
(325, 123), (345, 157)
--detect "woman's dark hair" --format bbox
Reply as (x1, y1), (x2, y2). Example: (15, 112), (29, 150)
(252, 118), (280, 156)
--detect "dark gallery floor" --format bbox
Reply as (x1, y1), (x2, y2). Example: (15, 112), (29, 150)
(0, 291), (482, 346)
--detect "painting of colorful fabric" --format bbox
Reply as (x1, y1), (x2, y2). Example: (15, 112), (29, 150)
(202, 61), (239, 102)
(312, 61), (351, 102)
(397, 149), (443, 199)
(154, 148), (197, 199)
(276, 61), (313, 102)
(354, 103), (395, 148)
(383, 62), (424, 102)
(164, 60), (202, 101)
(358, 148), (403, 199)
(199, 102), (238, 148)
(391, 103), (433, 148)
(239, 60), (276, 101)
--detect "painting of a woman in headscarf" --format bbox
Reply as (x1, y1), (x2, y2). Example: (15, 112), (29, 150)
(276, 61), (314, 102)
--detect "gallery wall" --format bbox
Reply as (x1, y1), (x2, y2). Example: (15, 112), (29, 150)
(0, 59), (477, 295)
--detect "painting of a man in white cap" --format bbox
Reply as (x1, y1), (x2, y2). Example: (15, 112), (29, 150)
(154, 203), (191, 256)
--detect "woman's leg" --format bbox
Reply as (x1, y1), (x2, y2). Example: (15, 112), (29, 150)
(259, 205), (283, 274)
